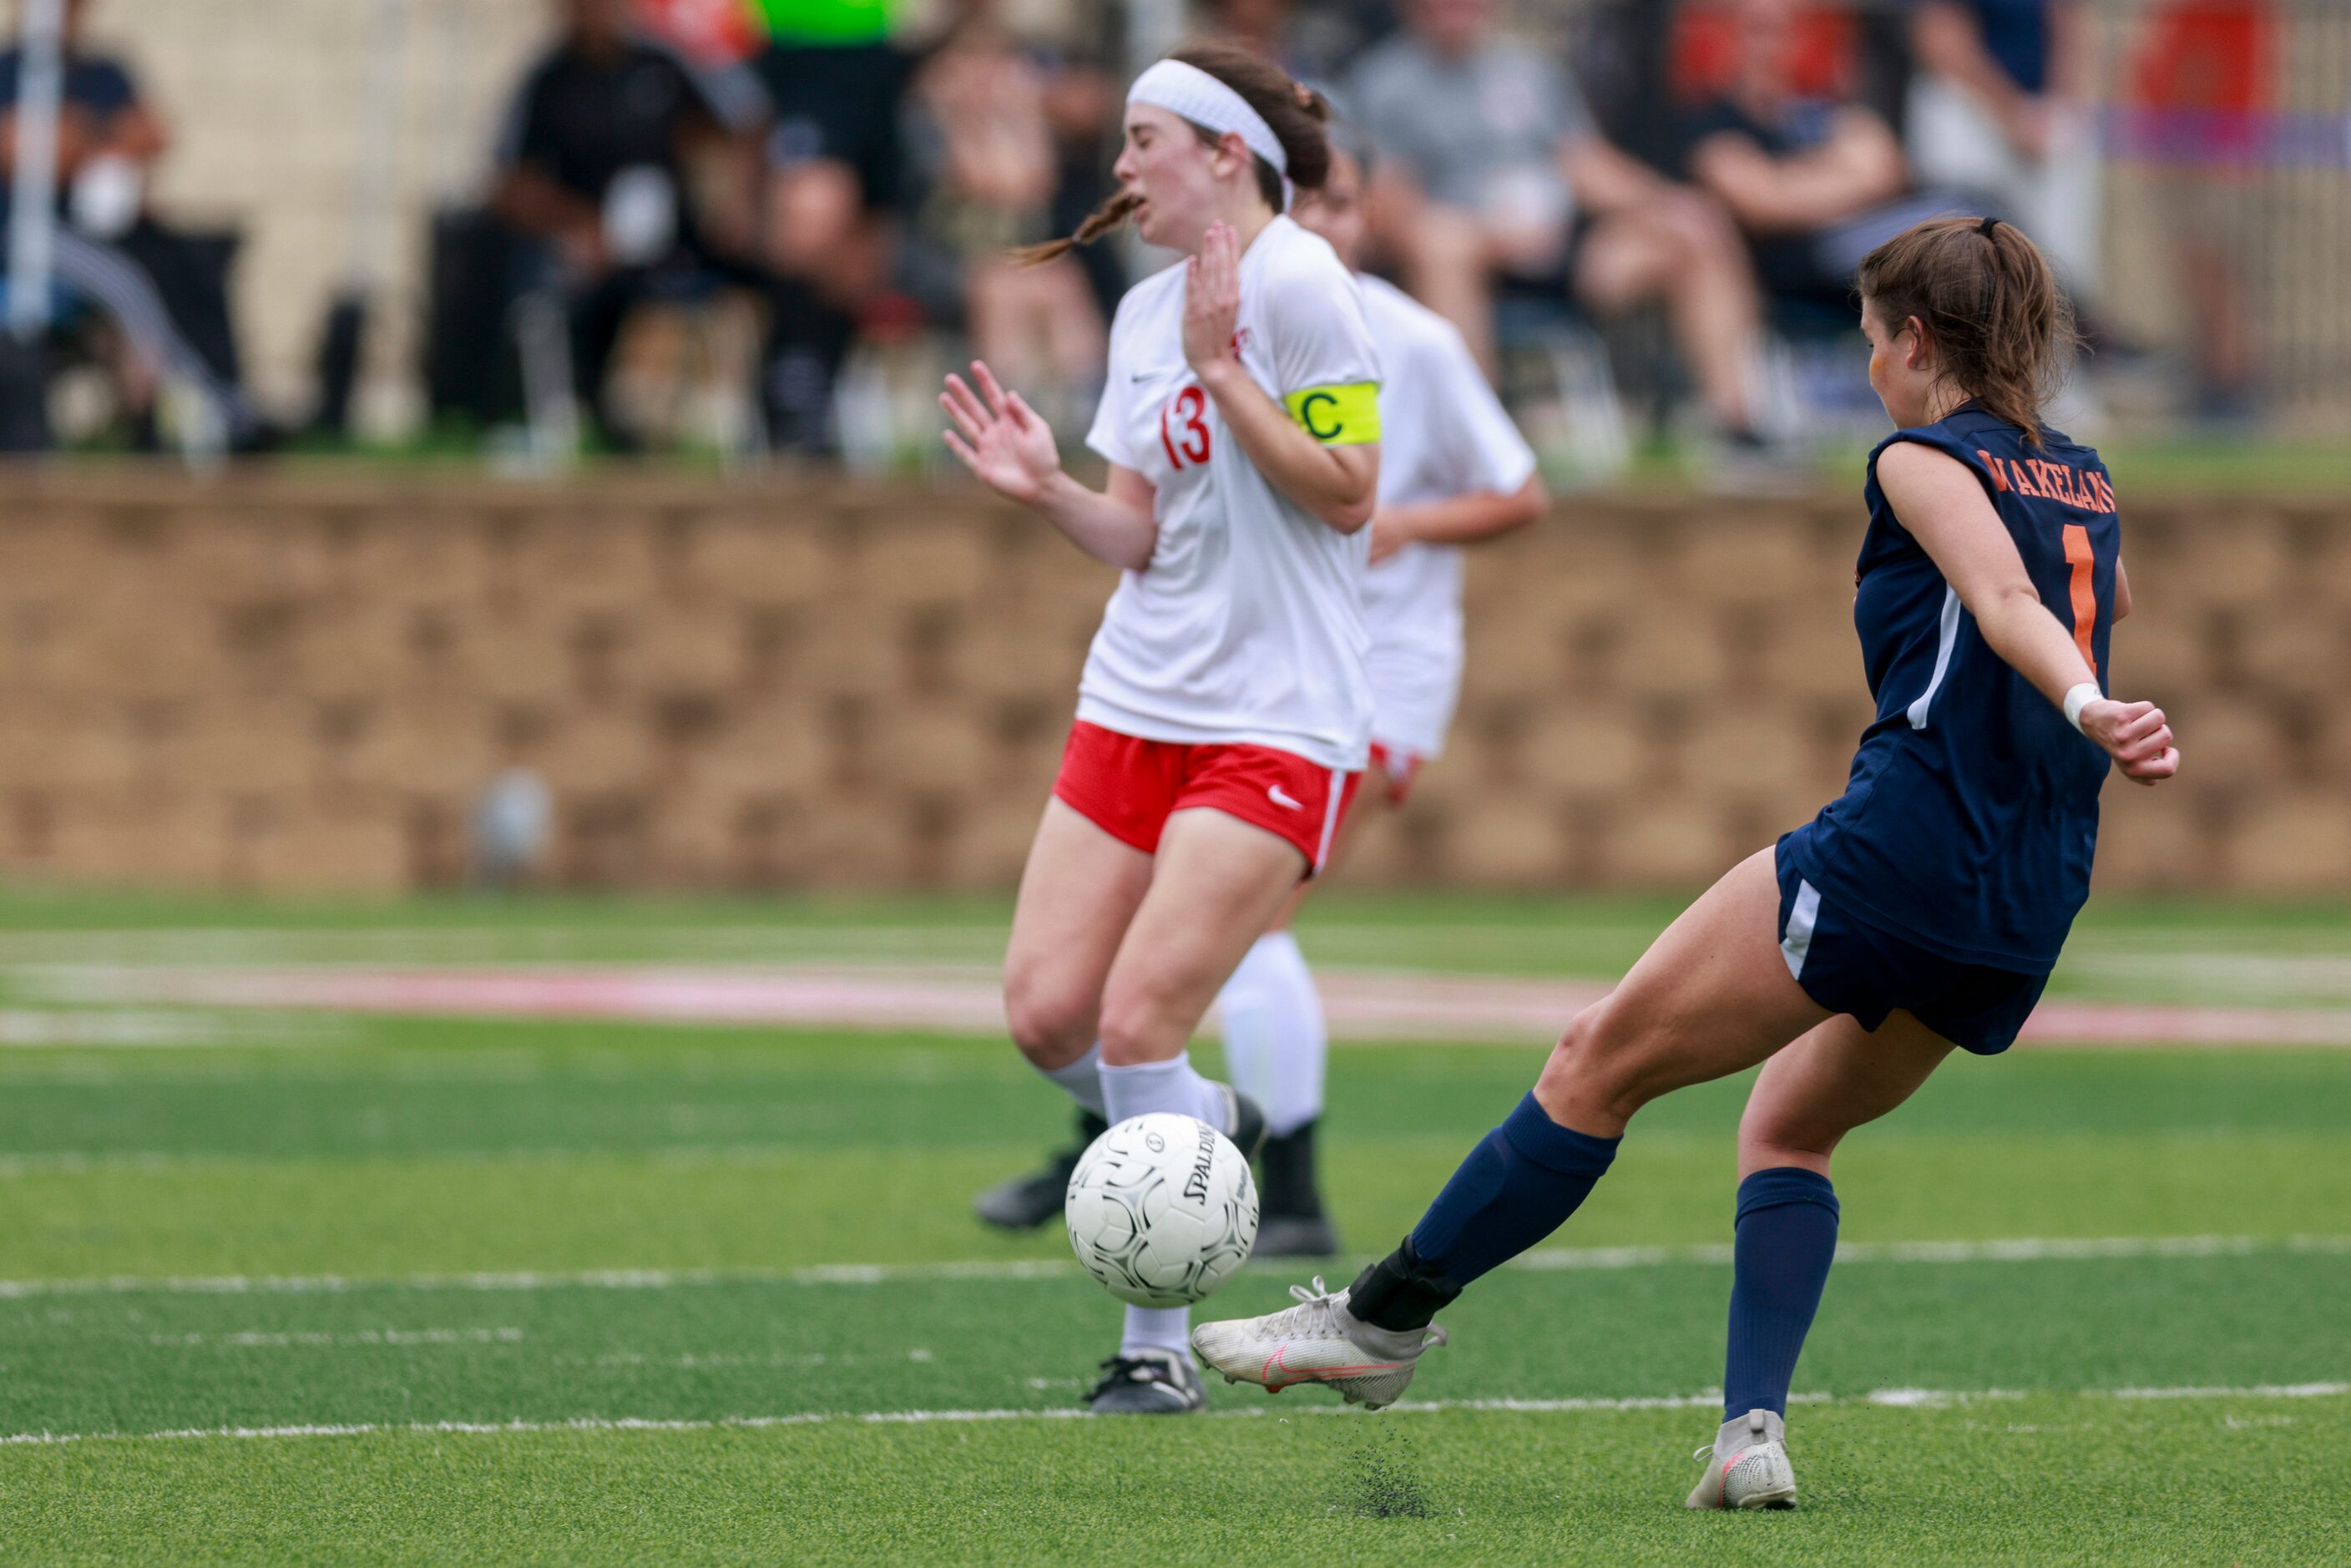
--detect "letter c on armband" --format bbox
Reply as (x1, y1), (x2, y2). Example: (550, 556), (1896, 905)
(1283, 382), (1381, 446)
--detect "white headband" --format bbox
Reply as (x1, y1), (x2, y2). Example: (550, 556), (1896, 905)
(1127, 58), (1293, 210)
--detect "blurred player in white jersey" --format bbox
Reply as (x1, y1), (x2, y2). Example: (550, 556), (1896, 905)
(941, 43), (1382, 1414)
(1217, 134), (1547, 1255)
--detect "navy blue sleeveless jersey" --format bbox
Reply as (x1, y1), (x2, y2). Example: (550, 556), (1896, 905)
(1779, 403), (2120, 974)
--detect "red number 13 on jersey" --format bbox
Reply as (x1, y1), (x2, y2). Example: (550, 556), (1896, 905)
(1160, 385), (1211, 469)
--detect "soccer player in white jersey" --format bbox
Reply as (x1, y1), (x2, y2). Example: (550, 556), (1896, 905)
(1216, 136), (1548, 1256)
(938, 43), (1383, 1414)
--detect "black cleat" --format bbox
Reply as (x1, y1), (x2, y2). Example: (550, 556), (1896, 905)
(1252, 1212), (1344, 1257)
(1087, 1350), (1206, 1414)
(973, 1110), (1107, 1231)
(1252, 1121), (1340, 1256)
(1207, 1083), (1268, 1163)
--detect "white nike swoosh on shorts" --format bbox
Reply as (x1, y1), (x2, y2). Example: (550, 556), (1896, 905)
(1268, 785), (1303, 812)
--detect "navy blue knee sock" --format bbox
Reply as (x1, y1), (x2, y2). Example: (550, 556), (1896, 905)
(1406, 1092), (1620, 1287)
(1722, 1167), (1840, 1419)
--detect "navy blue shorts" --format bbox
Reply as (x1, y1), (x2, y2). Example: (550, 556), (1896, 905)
(1772, 842), (2047, 1055)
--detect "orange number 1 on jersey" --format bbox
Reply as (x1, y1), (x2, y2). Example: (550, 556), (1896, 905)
(2062, 524), (2098, 676)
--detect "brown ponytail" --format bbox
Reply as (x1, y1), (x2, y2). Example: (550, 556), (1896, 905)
(1011, 41), (1332, 266)
(1857, 215), (2078, 446)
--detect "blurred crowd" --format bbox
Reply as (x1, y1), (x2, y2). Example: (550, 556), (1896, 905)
(0, 0), (2296, 462)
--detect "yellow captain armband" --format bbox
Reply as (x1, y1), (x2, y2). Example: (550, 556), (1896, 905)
(1283, 382), (1381, 446)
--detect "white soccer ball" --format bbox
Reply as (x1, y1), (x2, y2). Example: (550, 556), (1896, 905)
(1065, 1112), (1259, 1308)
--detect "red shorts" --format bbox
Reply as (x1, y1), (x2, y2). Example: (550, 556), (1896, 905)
(1053, 721), (1362, 875)
(1368, 741), (1427, 806)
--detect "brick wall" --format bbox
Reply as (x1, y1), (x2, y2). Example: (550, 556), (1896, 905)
(2, 473), (2346, 894)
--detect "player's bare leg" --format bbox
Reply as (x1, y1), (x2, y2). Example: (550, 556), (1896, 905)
(1529, 849), (1828, 1135)
(1002, 797), (1155, 1076)
(1687, 1009), (1954, 1509)
(1201, 848), (1831, 1404)
(977, 801), (1155, 1229)
(1097, 807), (1306, 1077)
(1737, 1010), (1954, 1183)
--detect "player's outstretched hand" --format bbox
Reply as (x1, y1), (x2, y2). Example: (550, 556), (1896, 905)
(2081, 697), (2180, 786)
(1181, 221), (1241, 377)
(941, 361), (1059, 505)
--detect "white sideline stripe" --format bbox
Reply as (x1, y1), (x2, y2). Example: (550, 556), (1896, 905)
(0, 1009), (341, 1049)
(0, 1234), (2342, 1301)
(1517, 1233), (2351, 1271)
(3, 1383), (2343, 1449)
(151, 1327), (523, 1349)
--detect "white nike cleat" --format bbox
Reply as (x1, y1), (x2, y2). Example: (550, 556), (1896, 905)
(1191, 1277), (1446, 1410)
(1686, 1408), (1798, 1510)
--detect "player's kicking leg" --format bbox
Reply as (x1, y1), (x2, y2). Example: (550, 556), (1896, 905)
(1197, 849), (1832, 1409)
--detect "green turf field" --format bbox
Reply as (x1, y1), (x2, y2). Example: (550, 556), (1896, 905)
(0, 891), (2345, 1563)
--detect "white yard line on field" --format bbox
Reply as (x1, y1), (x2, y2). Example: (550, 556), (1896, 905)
(0, 1009), (340, 1049)
(0, 1233), (2342, 1302)
(1516, 1233), (2351, 1271)
(149, 1327), (524, 1349)
(0, 1141), (1021, 1178)
(0, 928), (1019, 968)
(2, 1383), (2343, 1449)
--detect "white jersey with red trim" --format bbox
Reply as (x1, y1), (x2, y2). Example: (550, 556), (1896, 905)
(1079, 215), (1383, 773)
(1357, 275), (1539, 760)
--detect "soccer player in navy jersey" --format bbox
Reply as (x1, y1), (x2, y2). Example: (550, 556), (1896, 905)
(1193, 214), (2182, 1508)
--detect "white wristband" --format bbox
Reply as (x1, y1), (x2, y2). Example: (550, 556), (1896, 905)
(2062, 682), (2100, 733)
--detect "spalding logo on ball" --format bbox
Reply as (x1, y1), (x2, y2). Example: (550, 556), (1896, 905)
(1065, 1112), (1259, 1307)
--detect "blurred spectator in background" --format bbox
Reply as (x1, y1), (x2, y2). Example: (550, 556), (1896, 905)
(0, 0), (269, 449)
(2119, 0), (2271, 420)
(751, 0), (910, 450)
(896, 0), (1108, 436)
(1684, 0), (1974, 317)
(492, 0), (767, 450)
(1907, 0), (2100, 298)
(1349, 0), (1772, 447)
(1203, 0), (1393, 87)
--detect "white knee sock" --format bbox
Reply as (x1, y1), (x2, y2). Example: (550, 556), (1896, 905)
(1215, 931), (1326, 1137)
(1099, 1051), (1224, 1358)
(1037, 1042), (1105, 1116)
(1098, 1051), (1226, 1130)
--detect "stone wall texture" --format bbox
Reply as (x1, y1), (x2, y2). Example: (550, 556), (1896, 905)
(2, 473), (2346, 895)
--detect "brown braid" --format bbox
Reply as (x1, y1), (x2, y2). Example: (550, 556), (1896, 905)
(1010, 190), (1143, 266)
